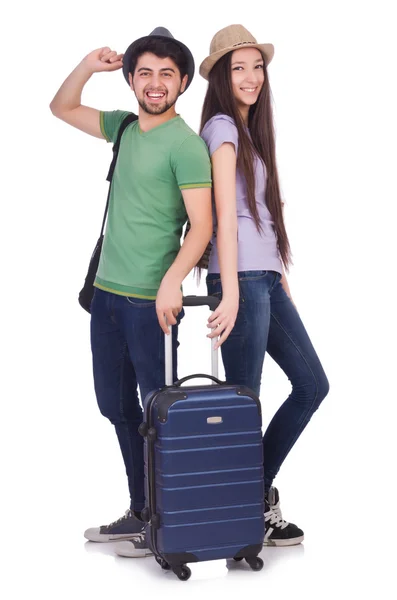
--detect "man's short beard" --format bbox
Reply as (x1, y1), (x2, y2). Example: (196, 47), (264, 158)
(137, 97), (175, 115)
(136, 89), (181, 116)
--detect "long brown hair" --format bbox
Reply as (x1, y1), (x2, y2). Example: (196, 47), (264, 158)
(200, 51), (292, 270)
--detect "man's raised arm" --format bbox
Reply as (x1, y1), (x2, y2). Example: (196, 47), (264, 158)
(50, 47), (123, 139)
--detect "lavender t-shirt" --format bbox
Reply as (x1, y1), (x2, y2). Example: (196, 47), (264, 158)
(201, 114), (283, 275)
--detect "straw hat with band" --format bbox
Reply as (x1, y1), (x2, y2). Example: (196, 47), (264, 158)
(199, 24), (274, 80)
(122, 27), (195, 93)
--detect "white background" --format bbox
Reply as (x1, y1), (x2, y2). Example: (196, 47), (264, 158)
(2, 0), (396, 598)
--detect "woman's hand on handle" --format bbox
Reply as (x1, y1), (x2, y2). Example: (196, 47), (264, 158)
(207, 295), (239, 349)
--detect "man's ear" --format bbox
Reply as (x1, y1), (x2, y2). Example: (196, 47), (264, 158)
(128, 72), (134, 91)
(180, 74), (188, 94)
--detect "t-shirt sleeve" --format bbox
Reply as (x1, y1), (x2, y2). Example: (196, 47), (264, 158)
(200, 115), (239, 157)
(99, 110), (132, 143)
(172, 135), (212, 190)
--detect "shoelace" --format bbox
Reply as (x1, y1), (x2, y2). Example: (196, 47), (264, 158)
(265, 501), (289, 530)
(108, 509), (132, 528)
(131, 531), (146, 544)
(272, 501), (285, 522)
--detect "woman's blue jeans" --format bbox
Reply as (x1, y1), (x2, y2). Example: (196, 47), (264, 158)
(207, 271), (329, 493)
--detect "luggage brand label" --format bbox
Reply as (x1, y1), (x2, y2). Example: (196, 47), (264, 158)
(207, 416), (223, 424)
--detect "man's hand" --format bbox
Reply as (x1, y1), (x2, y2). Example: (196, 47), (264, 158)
(50, 47), (124, 138)
(81, 47), (124, 75)
(156, 277), (183, 335)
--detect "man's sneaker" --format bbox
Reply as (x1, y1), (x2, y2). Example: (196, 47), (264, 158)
(115, 530), (153, 558)
(263, 487), (304, 547)
(84, 509), (144, 542)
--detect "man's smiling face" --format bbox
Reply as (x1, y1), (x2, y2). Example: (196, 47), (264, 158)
(129, 52), (187, 115)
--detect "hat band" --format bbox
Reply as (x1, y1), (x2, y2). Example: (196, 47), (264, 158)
(232, 41), (256, 47)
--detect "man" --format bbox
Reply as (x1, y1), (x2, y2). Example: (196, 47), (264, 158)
(50, 28), (212, 551)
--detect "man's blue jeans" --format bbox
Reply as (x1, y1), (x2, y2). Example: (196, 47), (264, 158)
(207, 271), (329, 493)
(90, 288), (181, 511)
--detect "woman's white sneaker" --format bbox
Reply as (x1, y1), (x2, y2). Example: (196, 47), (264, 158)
(263, 487), (304, 546)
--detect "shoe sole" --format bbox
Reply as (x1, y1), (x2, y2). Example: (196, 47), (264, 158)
(263, 535), (304, 547)
(115, 549), (153, 558)
(84, 532), (142, 543)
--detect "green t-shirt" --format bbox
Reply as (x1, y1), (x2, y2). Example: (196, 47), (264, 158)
(94, 111), (212, 299)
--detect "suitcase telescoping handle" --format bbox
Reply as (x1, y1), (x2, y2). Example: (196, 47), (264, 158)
(165, 295), (221, 386)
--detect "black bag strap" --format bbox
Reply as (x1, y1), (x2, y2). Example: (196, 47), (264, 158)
(99, 112), (138, 237)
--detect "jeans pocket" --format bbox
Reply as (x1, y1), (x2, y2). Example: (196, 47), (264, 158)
(125, 296), (156, 307)
(272, 272), (282, 290)
(207, 280), (246, 306)
(238, 270), (269, 282)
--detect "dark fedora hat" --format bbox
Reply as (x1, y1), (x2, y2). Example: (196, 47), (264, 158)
(122, 27), (195, 92)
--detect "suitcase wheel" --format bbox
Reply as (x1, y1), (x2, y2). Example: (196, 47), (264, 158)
(233, 557), (244, 562)
(246, 556), (264, 571)
(173, 565), (192, 581)
(155, 556), (171, 570)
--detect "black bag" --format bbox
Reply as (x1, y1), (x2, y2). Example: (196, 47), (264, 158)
(78, 113), (138, 313)
(184, 219), (213, 270)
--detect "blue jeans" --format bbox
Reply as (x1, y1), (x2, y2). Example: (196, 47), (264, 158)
(90, 288), (182, 511)
(207, 271), (329, 493)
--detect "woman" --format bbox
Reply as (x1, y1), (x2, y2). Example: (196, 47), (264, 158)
(200, 25), (329, 546)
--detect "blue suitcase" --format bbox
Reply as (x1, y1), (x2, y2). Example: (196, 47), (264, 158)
(139, 296), (265, 580)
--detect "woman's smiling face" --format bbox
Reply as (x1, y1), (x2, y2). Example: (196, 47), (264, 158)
(230, 47), (265, 110)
